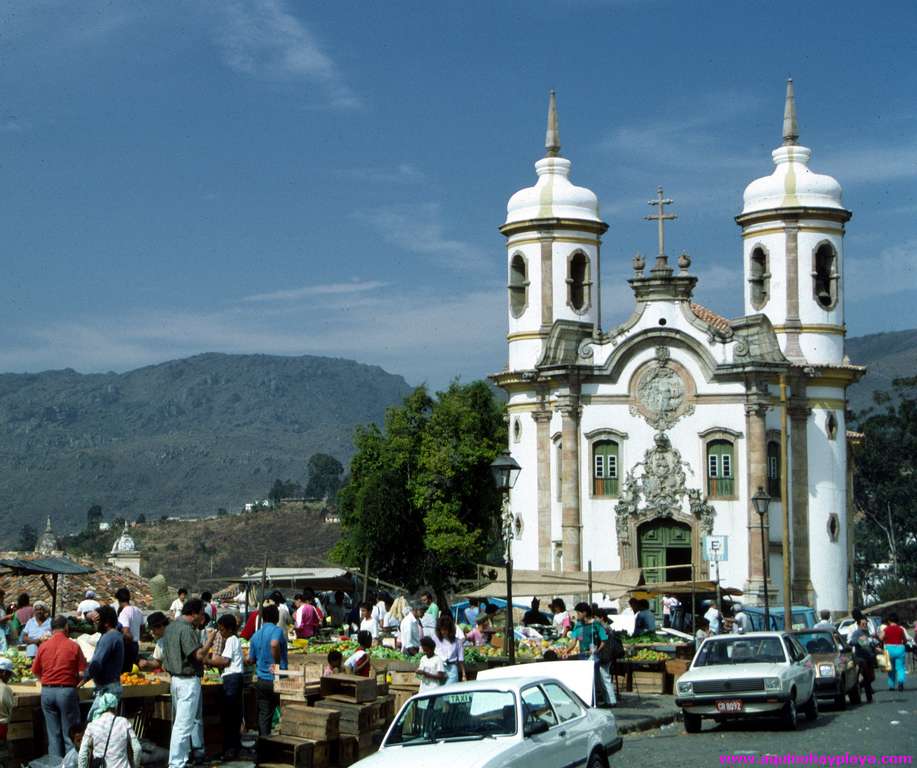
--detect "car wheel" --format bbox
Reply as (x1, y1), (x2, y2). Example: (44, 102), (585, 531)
(586, 749), (607, 768)
(803, 692), (818, 721)
(684, 712), (702, 733)
(848, 682), (861, 705)
(782, 696), (798, 730)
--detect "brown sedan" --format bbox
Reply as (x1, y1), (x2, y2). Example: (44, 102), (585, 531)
(790, 629), (860, 708)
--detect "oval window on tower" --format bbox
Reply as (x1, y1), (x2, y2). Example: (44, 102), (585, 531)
(568, 252), (590, 313)
(509, 253), (529, 318)
(813, 242), (838, 310)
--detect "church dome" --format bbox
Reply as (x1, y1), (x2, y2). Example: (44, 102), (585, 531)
(742, 80), (845, 215)
(505, 91), (601, 225)
(34, 516), (60, 555)
(111, 522), (136, 554)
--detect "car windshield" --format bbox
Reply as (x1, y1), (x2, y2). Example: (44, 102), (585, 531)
(795, 632), (837, 654)
(694, 637), (787, 666)
(385, 689), (517, 745)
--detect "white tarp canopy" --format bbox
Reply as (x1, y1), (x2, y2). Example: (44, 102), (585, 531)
(461, 567), (643, 601)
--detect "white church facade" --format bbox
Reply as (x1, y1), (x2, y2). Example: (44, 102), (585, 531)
(493, 84), (863, 613)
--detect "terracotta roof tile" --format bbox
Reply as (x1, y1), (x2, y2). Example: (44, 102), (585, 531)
(0, 552), (156, 612)
(690, 302), (731, 333)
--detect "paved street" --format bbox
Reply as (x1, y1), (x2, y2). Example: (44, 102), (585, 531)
(622, 685), (917, 766)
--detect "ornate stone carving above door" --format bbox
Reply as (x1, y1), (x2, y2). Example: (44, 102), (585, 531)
(628, 346), (696, 431)
(614, 431), (715, 570)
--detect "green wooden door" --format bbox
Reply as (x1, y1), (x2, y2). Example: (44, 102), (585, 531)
(638, 521), (693, 619)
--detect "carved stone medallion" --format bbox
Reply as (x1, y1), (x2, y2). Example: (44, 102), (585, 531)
(629, 346), (695, 430)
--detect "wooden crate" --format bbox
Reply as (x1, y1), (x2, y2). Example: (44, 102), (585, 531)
(275, 667), (309, 694)
(390, 684), (417, 714)
(630, 670), (673, 695)
(387, 669), (418, 687)
(314, 699), (376, 735)
(281, 704), (340, 741)
(320, 674), (377, 703)
(330, 735), (358, 767)
(258, 734), (330, 768)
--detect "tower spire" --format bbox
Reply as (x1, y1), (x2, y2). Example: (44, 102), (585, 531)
(545, 89), (560, 157)
(782, 78), (799, 146)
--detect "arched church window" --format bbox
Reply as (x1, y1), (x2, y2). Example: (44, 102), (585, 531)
(812, 242), (838, 310)
(706, 440), (735, 498)
(592, 440), (619, 497)
(509, 253), (529, 318)
(767, 440), (780, 498)
(749, 245), (770, 309)
(567, 252), (590, 313)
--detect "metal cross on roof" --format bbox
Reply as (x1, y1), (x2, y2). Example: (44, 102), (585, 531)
(644, 186), (677, 262)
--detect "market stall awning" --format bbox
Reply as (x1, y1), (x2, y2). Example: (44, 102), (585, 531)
(0, 556), (95, 617)
(215, 567), (355, 593)
(629, 580), (743, 598)
(461, 568), (643, 600)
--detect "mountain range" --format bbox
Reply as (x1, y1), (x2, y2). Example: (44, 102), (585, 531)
(0, 353), (411, 538)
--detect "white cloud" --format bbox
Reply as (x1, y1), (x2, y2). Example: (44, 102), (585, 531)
(360, 203), (491, 273)
(242, 280), (389, 303)
(0, 286), (506, 389)
(210, 0), (360, 109)
(335, 164), (426, 184)
(847, 238), (917, 300)
(821, 142), (917, 184)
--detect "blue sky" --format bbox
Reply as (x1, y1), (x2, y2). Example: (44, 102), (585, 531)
(1, 1), (915, 389)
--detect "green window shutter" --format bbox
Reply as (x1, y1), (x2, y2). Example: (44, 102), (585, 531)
(592, 440), (619, 497)
(707, 440), (735, 498)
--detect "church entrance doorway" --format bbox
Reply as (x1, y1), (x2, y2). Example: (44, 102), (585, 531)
(638, 519), (693, 618)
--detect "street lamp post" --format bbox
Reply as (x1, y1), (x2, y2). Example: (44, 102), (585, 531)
(490, 451), (521, 665)
(752, 487), (772, 630)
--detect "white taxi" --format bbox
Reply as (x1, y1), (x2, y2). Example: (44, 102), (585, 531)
(352, 661), (621, 768)
(675, 632), (817, 732)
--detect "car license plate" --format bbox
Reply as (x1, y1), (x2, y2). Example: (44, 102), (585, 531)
(715, 700), (744, 714)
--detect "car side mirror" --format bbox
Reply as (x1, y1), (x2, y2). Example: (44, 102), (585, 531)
(524, 720), (550, 737)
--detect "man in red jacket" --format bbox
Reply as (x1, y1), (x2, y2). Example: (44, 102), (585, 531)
(32, 616), (86, 759)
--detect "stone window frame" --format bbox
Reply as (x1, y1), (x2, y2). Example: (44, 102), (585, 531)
(748, 242), (771, 310)
(699, 427), (742, 501)
(766, 430), (781, 499)
(566, 250), (592, 315)
(508, 251), (530, 319)
(584, 427), (628, 500)
(827, 513), (840, 543)
(512, 417), (522, 444)
(811, 239), (839, 311)
(825, 411), (838, 440)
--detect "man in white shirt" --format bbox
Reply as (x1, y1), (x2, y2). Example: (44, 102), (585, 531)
(359, 603), (379, 642)
(116, 587), (143, 671)
(732, 605), (752, 634)
(703, 602), (721, 635)
(399, 603), (423, 654)
(77, 591), (101, 620)
(169, 588), (188, 620)
(662, 595), (680, 628)
(270, 592), (293, 634)
(813, 609), (834, 630)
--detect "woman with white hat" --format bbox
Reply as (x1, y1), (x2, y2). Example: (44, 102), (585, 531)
(77, 692), (141, 768)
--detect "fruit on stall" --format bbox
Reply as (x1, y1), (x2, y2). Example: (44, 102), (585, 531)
(2, 650), (35, 683)
(629, 648), (669, 662)
(120, 671), (156, 686)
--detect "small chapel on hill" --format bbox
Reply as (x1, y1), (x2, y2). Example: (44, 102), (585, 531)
(493, 82), (863, 613)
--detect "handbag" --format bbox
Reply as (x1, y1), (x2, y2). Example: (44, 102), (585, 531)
(877, 648), (891, 671)
(90, 715), (116, 768)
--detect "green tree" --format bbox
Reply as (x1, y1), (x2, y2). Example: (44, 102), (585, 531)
(305, 453), (345, 502)
(852, 377), (917, 597)
(136, 513), (147, 524)
(332, 382), (505, 599)
(268, 478), (304, 503)
(86, 504), (103, 531)
(18, 524), (38, 551)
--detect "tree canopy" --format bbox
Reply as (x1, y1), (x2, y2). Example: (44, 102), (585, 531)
(305, 453), (345, 502)
(852, 377), (917, 601)
(332, 381), (506, 596)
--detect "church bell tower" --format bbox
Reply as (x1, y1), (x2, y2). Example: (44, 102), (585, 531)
(500, 91), (608, 372)
(736, 80), (850, 365)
